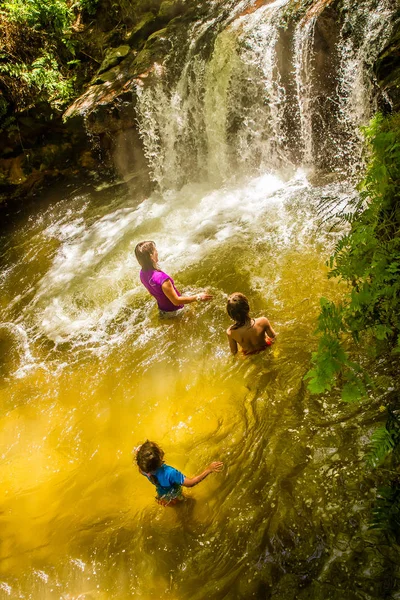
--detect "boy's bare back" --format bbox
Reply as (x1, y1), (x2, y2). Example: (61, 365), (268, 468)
(227, 317), (275, 355)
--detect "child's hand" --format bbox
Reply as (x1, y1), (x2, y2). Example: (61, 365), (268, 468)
(197, 293), (213, 302)
(208, 461), (224, 472)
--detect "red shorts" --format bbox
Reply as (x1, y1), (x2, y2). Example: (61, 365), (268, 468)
(156, 494), (184, 507)
(242, 338), (273, 356)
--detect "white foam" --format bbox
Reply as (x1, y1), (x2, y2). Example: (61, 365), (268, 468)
(11, 171), (350, 351)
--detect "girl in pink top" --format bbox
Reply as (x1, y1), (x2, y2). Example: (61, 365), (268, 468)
(135, 241), (212, 315)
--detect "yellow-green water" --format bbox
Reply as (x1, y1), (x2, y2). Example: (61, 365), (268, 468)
(0, 173), (388, 599)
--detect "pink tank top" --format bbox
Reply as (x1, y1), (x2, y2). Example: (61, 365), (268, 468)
(140, 269), (184, 312)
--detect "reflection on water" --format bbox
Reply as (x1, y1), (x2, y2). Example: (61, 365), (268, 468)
(0, 174), (392, 599)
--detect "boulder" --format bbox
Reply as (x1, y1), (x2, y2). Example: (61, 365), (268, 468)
(97, 45), (131, 75)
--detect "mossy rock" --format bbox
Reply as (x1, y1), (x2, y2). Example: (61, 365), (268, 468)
(92, 64), (122, 85)
(127, 12), (159, 46)
(130, 48), (155, 75)
(144, 27), (171, 53)
(127, 27), (171, 71)
(158, 0), (184, 21)
(98, 45), (131, 75)
(146, 27), (168, 43)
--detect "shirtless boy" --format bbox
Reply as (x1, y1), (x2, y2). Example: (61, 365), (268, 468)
(226, 292), (276, 356)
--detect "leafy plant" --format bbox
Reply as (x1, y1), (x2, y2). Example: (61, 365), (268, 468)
(76, 0), (99, 16)
(366, 409), (400, 468)
(0, 0), (81, 111)
(305, 112), (400, 402)
(0, 52), (76, 108)
(367, 409), (400, 540)
(1, 0), (73, 33)
(308, 114), (400, 540)
(370, 483), (400, 541)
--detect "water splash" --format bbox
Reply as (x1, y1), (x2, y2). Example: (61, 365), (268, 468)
(6, 171), (352, 352)
(0, 322), (35, 377)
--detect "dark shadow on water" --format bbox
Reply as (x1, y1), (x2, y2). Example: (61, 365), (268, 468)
(170, 496), (197, 527)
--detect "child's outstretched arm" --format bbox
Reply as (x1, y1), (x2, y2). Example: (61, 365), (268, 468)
(162, 279), (213, 305)
(182, 461), (224, 487)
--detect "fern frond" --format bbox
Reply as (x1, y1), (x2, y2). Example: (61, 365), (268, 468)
(366, 426), (395, 468)
(370, 484), (400, 541)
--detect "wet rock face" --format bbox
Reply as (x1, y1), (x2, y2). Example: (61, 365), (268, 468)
(0, 111), (93, 206)
(158, 0), (184, 21)
(127, 12), (161, 46)
(375, 20), (400, 112)
(61, 20), (178, 187)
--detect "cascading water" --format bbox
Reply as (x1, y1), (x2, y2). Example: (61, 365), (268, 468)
(136, 0), (395, 185)
(0, 1), (398, 598)
(334, 0), (396, 170)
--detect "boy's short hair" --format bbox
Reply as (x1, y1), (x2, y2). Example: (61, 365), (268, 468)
(136, 440), (164, 473)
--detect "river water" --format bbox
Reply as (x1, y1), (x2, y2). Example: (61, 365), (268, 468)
(0, 171), (394, 599)
(1, 0), (400, 597)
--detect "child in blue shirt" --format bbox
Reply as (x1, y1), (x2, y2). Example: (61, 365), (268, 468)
(135, 440), (224, 506)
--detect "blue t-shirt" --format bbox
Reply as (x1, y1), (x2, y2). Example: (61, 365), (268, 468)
(143, 464), (185, 498)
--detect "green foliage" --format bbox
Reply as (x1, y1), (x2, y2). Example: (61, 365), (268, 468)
(367, 409), (400, 539)
(304, 297), (368, 401)
(306, 110), (400, 543)
(0, 0), (82, 111)
(0, 51), (76, 108)
(1, 0), (73, 32)
(76, 0), (99, 16)
(367, 426), (396, 469)
(370, 484), (400, 541)
(366, 409), (400, 467)
(305, 112), (400, 401)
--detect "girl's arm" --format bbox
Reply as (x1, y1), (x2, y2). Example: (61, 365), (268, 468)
(162, 279), (212, 306)
(226, 328), (238, 354)
(182, 461), (224, 487)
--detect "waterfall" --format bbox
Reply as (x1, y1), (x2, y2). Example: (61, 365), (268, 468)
(135, 0), (397, 189)
(293, 14), (318, 168)
(334, 0), (396, 173)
